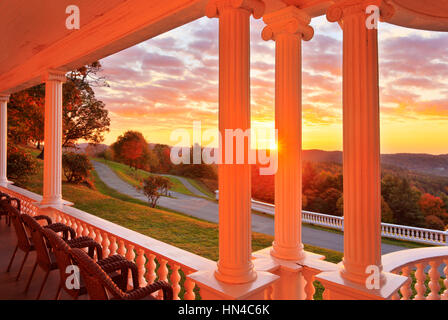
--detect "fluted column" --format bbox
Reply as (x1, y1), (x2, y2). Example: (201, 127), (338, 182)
(262, 6), (313, 261)
(41, 70), (66, 207)
(0, 94), (10, 187)
(327, 0), (393, 285)
(206, 0), (264, 284)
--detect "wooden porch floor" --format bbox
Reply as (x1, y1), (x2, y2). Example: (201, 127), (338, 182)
(0, 218), (86, 300)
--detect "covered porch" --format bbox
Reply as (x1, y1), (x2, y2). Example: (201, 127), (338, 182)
(1, 0), (448, 300)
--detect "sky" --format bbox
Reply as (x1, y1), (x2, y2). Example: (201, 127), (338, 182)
(93, 15), (448, 155)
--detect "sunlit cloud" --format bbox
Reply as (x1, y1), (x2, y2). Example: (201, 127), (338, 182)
(94, 15), (448, 154)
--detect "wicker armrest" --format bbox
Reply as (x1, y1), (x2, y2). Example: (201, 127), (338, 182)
(44, 223), (76, 240)
(97, 254), (127, 267)
(124, 281), (173, 300)
(67, 238), (103, 261)
(34, 215), (53, 225)
(100, 258), (139, 290)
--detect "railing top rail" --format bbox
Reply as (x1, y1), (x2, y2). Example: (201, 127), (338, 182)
(7, 184), (42, 202)
(382, 246), (448, 272)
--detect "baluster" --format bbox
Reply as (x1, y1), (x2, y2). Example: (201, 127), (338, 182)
(184, 271), (196, 300)
(442, 259), (448, 300)
(157, 259), (169, 300)
(136, 248), (148, 287)
(125, 244), (135, 289)
(88, 227), (96, 243)
(109, 236), (118, 256)
(75, 221), (83, 238)
(102, 232), (110, 258)
(428, 260), (441, 300)
(414, 263), (426, 300)
(264, 284), (274, 300)
(117, 240), (126, 257)
(82, 223), (90, 237)
(400, 266), (412, 300)
(145, 253), (157, 285)
(303, 270), (315, 300)
(170, 264), (181, 300)
(94, 231), (102, 260)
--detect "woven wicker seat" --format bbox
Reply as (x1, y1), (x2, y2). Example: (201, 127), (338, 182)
(43, 228), (139, 299)
(70, 248), (173, 300)
(21, 213), (105, 299)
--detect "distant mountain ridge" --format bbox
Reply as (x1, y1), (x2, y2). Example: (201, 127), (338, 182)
(303, 149), (448, 177)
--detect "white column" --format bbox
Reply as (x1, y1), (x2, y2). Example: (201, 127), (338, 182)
(262, 5), (313, 261)
(0, 94), (10, 187)
(206, 0), (264, 284)
(326, 0), (393, 285)
(41, 70), (66, 207)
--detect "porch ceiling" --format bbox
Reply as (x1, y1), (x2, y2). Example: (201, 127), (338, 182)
(0, 0), (446, 95)
(0, 0), (127, 75)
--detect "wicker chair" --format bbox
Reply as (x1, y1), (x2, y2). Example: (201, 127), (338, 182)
(42, 228), (140, 299)
(5, 200), (80, 279)
(70, 248), (173, 300)
(0, 192), (12, 225)
(21, 213), (106, 299)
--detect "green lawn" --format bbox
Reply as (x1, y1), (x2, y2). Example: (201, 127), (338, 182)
(93, 158), (195, 196)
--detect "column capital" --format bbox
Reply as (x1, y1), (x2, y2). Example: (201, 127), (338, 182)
(0, 94), (10, 102)
(327, 0), (394, 23)
(261, 6), (313, 41)
(42, 69), (67, 83)
(206, 0), (265, 19)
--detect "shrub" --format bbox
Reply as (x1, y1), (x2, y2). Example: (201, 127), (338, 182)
(7, 145), (38, 185)
(424, 215), (446, 231)
(62, 152), (93, 184)
(142, 175), (171, 208)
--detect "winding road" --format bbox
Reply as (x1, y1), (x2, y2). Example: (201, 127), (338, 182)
(93, 161), (409, 254)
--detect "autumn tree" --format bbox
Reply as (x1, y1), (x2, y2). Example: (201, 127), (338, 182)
(7, 62), (110, 153)
(419, 193), (448, 229)
(111, 131), (157, 170)
(142, 175), (171, 208)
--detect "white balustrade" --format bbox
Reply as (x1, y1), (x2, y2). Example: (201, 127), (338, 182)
(383, 247), (448, 300)
(1, 185), (215, 300)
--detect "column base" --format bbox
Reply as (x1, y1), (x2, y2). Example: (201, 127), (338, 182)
(188, 268), (279, 300)
(38, 198), (74, 209)
(214, 260), (258, 284)
(270, 241), (305, 261)
(315, 269), (408, 300)
(0, 180), (13, 188)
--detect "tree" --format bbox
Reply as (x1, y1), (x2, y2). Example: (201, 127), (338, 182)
(381, 175), (424, 227)
(111, 131), (156, 170)
(152, 144), (172, 173)
(8, 85), (45, 147)
(7, 145), (38, 185)
(62, 152), (93, 184)
(8, 62), (110, 151)
(419, 193), (448, 224)
(142, 176), (171, 208)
